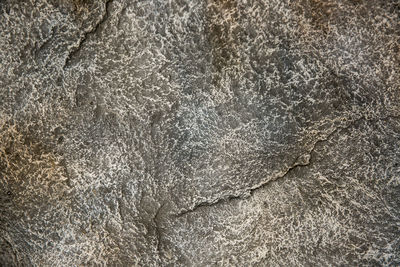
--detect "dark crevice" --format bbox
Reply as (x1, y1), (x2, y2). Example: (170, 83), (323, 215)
(175, 152), (312, 217)
(0, 236), (17, 263)
(34, 27), (56, 58)
(117, 185), (126, 223)
(117, 198), (124, 222)
(175, 115), (398, 217)
(63, 0), (113, 69)
(152, 204), (165, 255)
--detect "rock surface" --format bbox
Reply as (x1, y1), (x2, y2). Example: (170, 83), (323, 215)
(0, 0), (400, 265)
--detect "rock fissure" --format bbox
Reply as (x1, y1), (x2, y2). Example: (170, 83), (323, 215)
(176, 116), (378, 216)
(63, 0), (114, 69)
(152, 204), (165, 255)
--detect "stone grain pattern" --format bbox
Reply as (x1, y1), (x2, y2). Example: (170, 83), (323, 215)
(0, 0), (399, 266)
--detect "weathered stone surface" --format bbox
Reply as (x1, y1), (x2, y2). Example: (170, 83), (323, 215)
(0, 0), (399, 265)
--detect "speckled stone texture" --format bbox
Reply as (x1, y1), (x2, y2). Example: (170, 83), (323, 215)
(0, 0), (399, 265)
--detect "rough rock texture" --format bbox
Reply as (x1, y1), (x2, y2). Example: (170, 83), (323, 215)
(1, 0), (400, 265)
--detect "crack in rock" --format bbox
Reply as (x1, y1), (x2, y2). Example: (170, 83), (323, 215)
(0, 236), (18, 264)
(63, 0), (113, 69)
(152, 204), (165, 255)
(117, 197), (124, 222)
(176, 116), (369, 217)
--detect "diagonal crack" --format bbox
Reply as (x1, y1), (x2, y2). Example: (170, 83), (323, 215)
(117, 197), (124, 222)
(153, 204), (165, 255)
(176, 116), (367, 217)
(63, 0), (113, 69)
(0, 236), (18, 263)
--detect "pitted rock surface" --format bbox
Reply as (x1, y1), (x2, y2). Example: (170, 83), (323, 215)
(1, 0), (399, 266)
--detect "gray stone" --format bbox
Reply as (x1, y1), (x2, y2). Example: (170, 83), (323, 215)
(0, 0), (399, 265)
